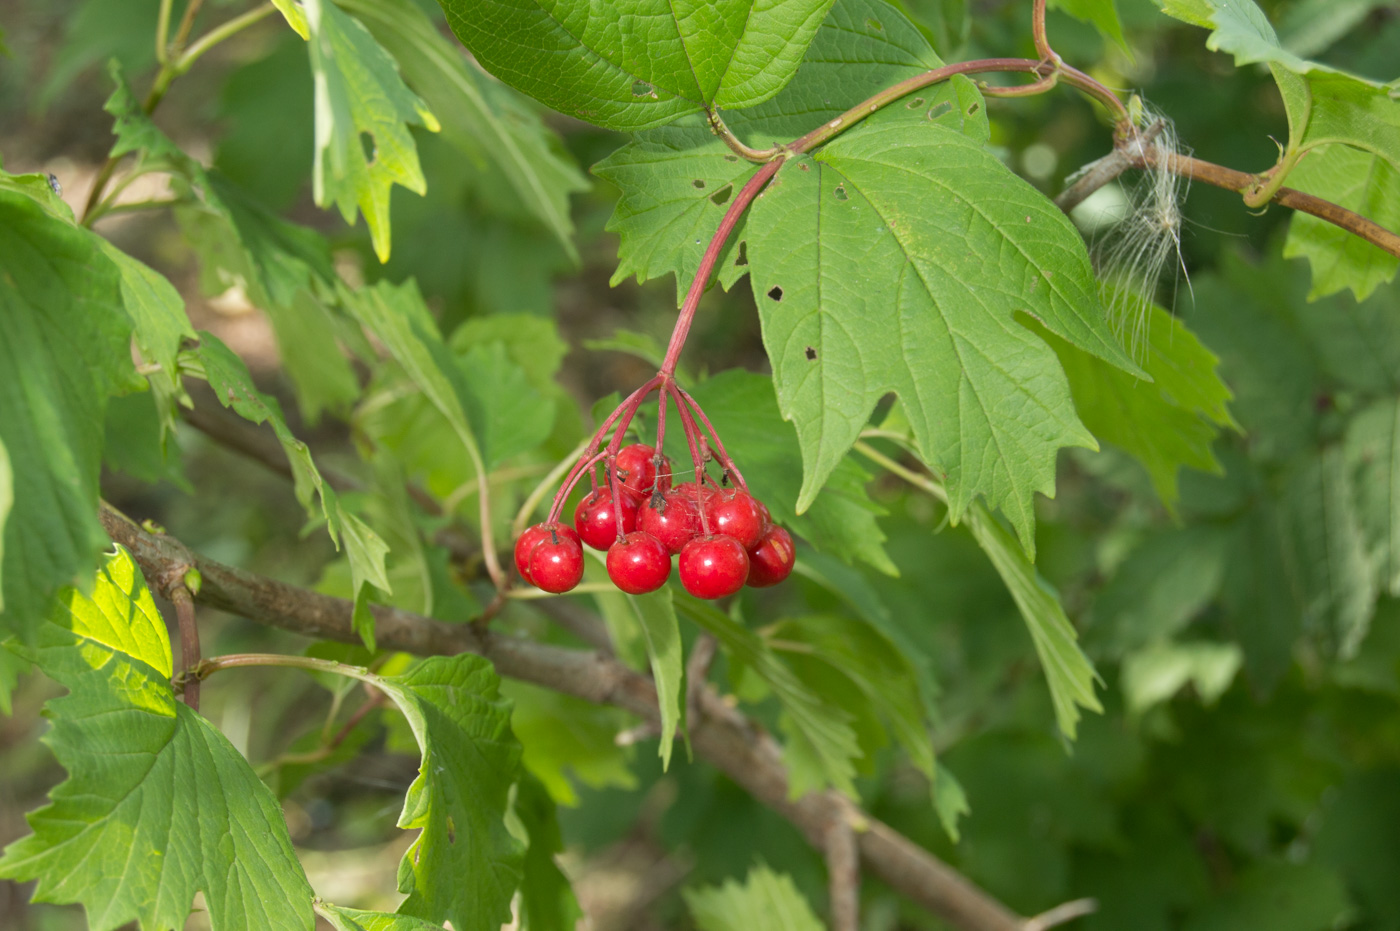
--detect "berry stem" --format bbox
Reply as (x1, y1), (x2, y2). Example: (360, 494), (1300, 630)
(675, 385), (749, 492)
(546, 376), (663, 523)
(659, 158), (783, 378)
(667, 383), (714, 534)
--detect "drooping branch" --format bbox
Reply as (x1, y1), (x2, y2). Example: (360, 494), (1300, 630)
(98, 502), (1031, 931)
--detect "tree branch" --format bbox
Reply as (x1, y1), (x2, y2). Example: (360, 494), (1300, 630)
(98, 502), (1025, 931)
(825, 801), (860, 931)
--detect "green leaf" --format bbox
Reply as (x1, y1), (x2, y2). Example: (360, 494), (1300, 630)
(272, 0), (310, 39)
(1038, 304), (1236, 512)
(503, 681), (638, 807)
(451, 315), (571, 392)
(1346, 398), (1400, 597)
(305, 0), (439, 261)
(767, 614), (934, 779)
(1092, 526), (1230, 657)
(967, 504), (1102, 738)
(1182, 860), (1352, 931)
(1283, 145), (1400, 301)
(458, 342), (555, 469)
(0, 548), (316, 931)
(375, 655), (524, 931)
(438, 0), (839, 132)
(933, 762), (971, 843)
(631, 588), (684, 769)
(0, 438), (10, 614)
(595, 0), (985, 301)
(1281, 446), (1378, 658)
(747, 121), (1139, 555)
(685, 371), (894, 574)
(1121, 640), (1244, 713)
(684, 864), (824, 931)
(679, 598), (861, 798)
(320, 905), (442, 931)
(514, 774), (584, 931)
(191, 333), (392, 647)
(1049, 0), (1127, 49)
(340, 0), (588, 261)
(1219, 494), (1303, 692)
(0, 189), (135, 642)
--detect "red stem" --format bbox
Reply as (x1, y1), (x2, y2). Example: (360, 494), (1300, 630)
(660, 158), (784, 377)
(676, 385), (748, 492)
(546, 377), (663, 523)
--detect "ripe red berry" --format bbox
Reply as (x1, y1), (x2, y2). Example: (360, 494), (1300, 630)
(637, 490), (701, 554)
(528, 533), (584, 593)
(606, 531), (672, 594)
(574, 487), (640, 550)
(514, 522), (579, 582)
(746, 525), (795, 588)
(673, 481), (721, 509)
(705, 490), (765, 550)
(615, 443), (672, 497)
(679, 534), (749, 600)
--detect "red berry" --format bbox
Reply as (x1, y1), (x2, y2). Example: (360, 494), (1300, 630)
(674, 481), (721, 509)
(755, 498), (772, 524)
(529, 533), (584, 593)
(637, 490), (701, 554)
(679, 534), (749, 600)
(705, 490), (765, 550)
(606, 531), (672, 594)
(746, 525), (795, 588)
(615, 444), (672, 497)
(514, 522), (579, 582)
(574, 488), (640, 550)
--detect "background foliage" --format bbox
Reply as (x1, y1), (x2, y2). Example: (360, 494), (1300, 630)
(2, 0), (1399, 929)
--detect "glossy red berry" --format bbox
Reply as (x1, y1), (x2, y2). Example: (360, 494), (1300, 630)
(674, 481), (721, 509)
(705, 490), (765, 550)
(606, 531), (672, 594)
(514, 522), (579, 582)
(746, 525), (795, 588)
(637, 490), (702, 554)
(528, 533), (584, 593)
(574, 487), (640, 550)
(615, 443), (672, 497)
(679, 534), (749, 600)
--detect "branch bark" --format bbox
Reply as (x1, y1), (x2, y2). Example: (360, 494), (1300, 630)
(99, 502), (1025, 931)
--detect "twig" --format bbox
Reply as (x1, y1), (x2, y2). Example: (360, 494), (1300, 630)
(171, 585), (200, 711)
(685, 633), (717, 729)
(99, 502), (1025, 931)
(825, 808), (860, 931)
(1024, 898), (1098, 931)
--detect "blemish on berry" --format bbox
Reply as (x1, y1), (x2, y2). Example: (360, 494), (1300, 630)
(767, 286), (784, 301)
(805, 346), (817, 361)
(709, 183), (733, 205)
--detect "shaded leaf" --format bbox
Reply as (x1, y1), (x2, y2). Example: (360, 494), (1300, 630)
(1346, 397), (1400, 596)
(679, 598), (860, 798)
(1092, 526), (1229, 657)
(684, 864), (823, 931)
(503, 681), (638, 807)
(341, 0), (587, 260)
(1182, 860), (1351, 931)
(514, 774), (584, 931)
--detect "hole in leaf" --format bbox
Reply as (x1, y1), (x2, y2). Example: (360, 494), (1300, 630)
(805, 346), (817, 360)
(632, 80), (655, 97)
(865, 17), (883, 31)
(833, 184), (848, 201)
(733, 241), (748, 267)
(767, 286), (784, 301)
(692, 179), (706, 189)
(905, 96), (925, 109)
(967, 102), (981, 115)
(724, 154), (739, 162)
(360, 131), (377, 164)
(709, 183), (733, 205)
(798, 162), (810, 172)
(926, 101), (952, 121)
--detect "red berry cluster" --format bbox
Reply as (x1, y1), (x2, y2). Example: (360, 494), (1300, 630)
(514, 378), (795, 600)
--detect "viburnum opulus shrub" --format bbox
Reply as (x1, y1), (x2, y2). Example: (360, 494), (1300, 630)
(1, 0), (1399, 929)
